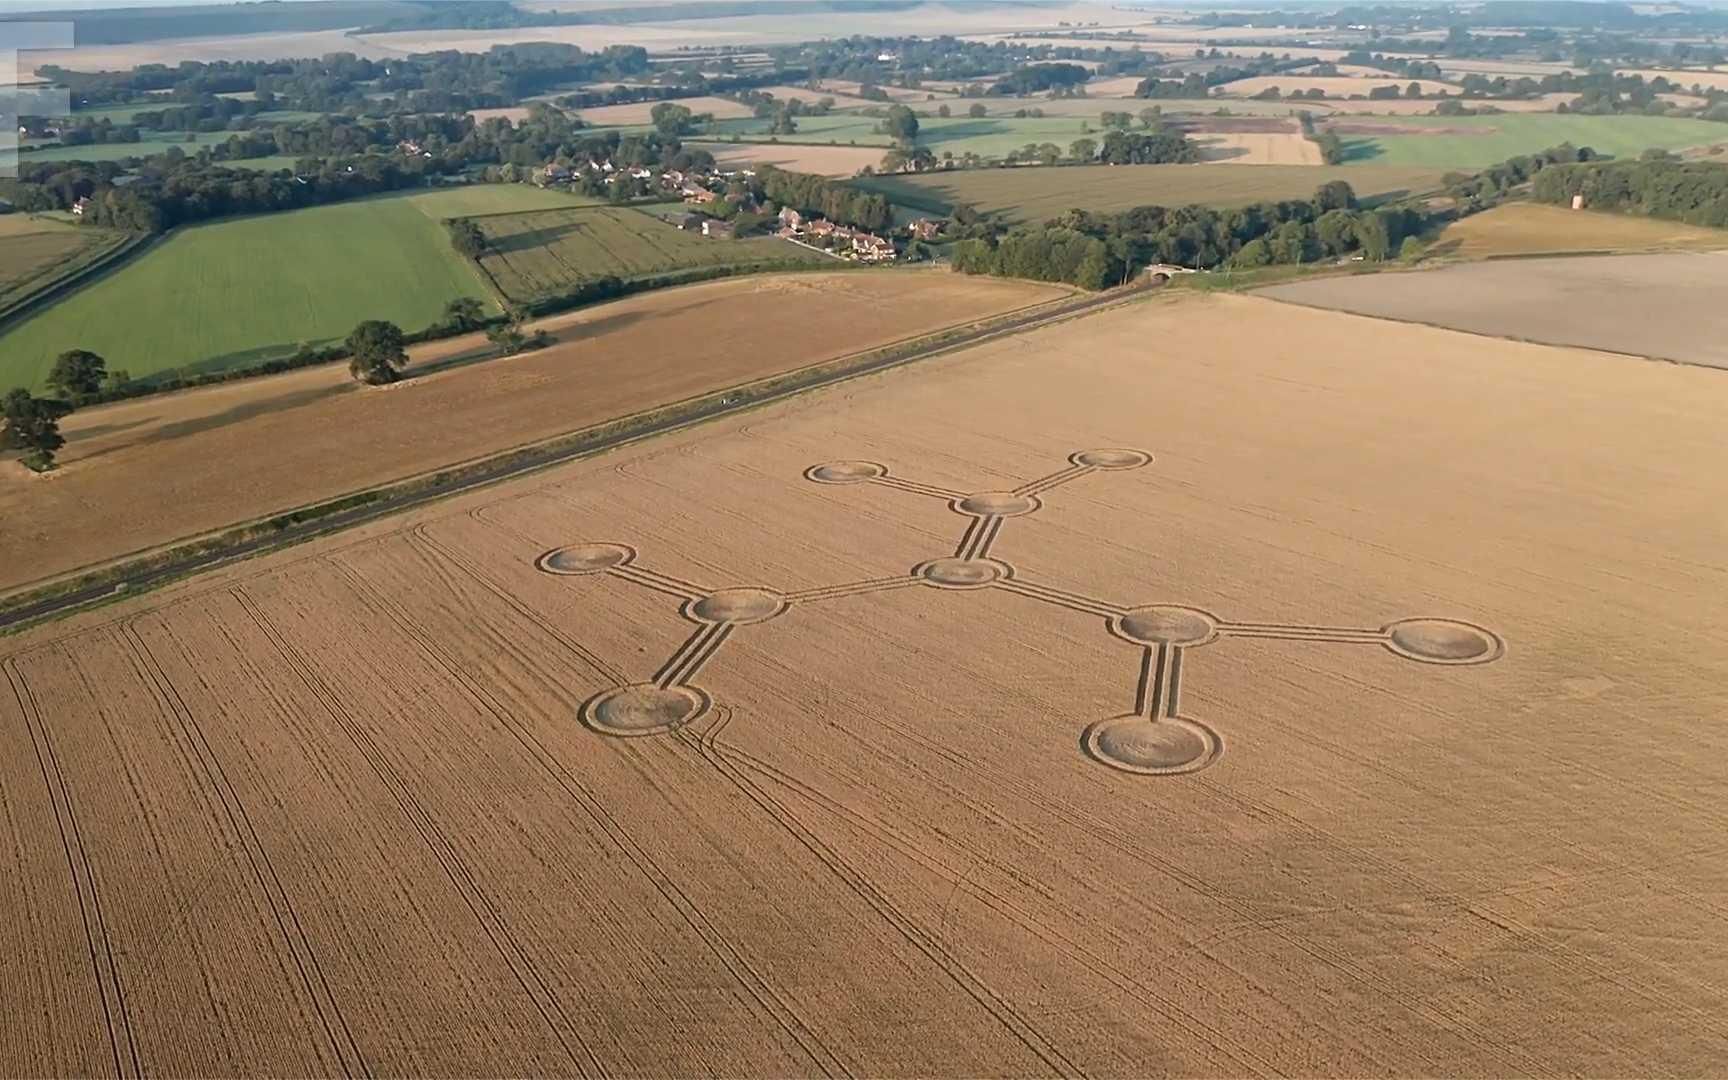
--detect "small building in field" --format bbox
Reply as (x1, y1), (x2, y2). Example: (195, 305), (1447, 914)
(71, 197), (92, 216)
(701, 218), (736, 239)
(678, 213), (704, 231)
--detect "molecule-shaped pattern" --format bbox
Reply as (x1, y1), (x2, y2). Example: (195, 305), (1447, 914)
(538, 448), (1504, 776)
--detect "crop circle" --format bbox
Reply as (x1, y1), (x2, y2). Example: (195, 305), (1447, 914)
(954, 491), (1040, 518)
(1082, 715), (1222, 776)
(537, 543), (635, 575)
(1112, 605), (1220, 647)
(686, 588), (787, 625)
(582, 683), (710, 737)
(1382, 619), (1504, 665)
(806, 461), (888, 484)
(1070, 448), (1152, 470)
(915, 557), (1009, 589)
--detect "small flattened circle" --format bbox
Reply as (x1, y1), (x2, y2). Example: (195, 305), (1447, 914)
(954, 491), (1041, 518)
(1113, 605), (1220, 647)
(806, 460), (888, 484)
(582, 683), (710, 737)
(1083, 715), (1222, 776)
(537, 542), (635, 575)
(686, 587), (787, 626)
(1071, 448), (1152, 471)
(916, 557), (1009, 590)
(1383, 619), (1504, 665)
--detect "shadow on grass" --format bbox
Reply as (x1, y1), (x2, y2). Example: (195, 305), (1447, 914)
(1340, 138), (1385, 163)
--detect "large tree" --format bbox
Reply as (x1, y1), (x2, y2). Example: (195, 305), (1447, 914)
(346, 320), (410, 385)
(46, 349), (107, 403)
(650, 101), (696, 137)
(883, 104), (920, 144)
(447, 218), (488, 259)
(442, 296), (486, 332)
(1, 389), (73, 470)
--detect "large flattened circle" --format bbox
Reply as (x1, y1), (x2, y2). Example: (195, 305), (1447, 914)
(805, 460), (888, 484)
(1112, 605), (1220, 648)
(1382, 619), (1504, 665)
(538, 542), (635, 575)
(916, 557), (1009, 590)
(1071, 448), (1152, 471)
(582, 683), (710, 737)
(1083, 715), (1222, 776)
(954, 491), (1041, 518)
(686, 587), (787, 626)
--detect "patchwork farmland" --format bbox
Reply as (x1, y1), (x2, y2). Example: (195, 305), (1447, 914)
(473, 206), (827, 303)
(5, 294), (1727, 1074)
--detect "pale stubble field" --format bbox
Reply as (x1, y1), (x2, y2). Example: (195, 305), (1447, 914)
(5, 293), (1727, 1076)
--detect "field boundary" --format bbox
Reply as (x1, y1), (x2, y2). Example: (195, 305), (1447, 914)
(0, 281), (1159, 633)
(0, 229), (155, 333)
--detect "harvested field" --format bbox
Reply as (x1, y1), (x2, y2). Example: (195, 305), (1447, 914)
(0, 272), (1063, 593)
(1618, 67), (1728, 91)
(1219, 75), (1460, 97)
(1259, 251), (1728, 367)
(1193, 131), (1324, 165)
(695, 141), (884, 177)
(571, 96), (757, 125)
(473, 206), (826, 302)
(1438, 203), (1728, 258)
(1084, 74), (1148, 97)
(7, 292), (1728, 1075)
(855, 163), (1447, 220)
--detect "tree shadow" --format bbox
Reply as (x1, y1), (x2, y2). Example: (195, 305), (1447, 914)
(487, 220), (587, 254)
(1339, 138), (1385, 163)
(76, 381), (356, 463)
(65, 416), (154, 443)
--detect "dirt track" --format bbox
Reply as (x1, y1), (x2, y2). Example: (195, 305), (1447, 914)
(0, 272), (1063, 594)
(6, 293), (1727, 1075)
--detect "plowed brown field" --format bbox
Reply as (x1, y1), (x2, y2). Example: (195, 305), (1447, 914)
(6, 293), (1727, 1075)
(0, 272), (1064, 595)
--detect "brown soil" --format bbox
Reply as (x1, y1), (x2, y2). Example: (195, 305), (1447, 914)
(1259, 252), (1728, 368)
(0, 272), (1063, 595)
(6, 292), (1726, 1075)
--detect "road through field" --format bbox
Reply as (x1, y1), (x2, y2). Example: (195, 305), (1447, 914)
(0, 272), (1066, 598)
(6, 292), (1726, 1074)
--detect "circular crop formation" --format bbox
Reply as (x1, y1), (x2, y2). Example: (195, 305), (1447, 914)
(805, 460), (888, 485)
(1083, 715), (1222, 776)
(953, 491), (1041, 518)
(1112, 605), (1220, 648)
(1071, 448), (1152, 471)
(537, 542), (635, 575)
(915, 557), (1009, 590)
(582, 683), (711, 737)
(687, 588), (787, 625)
(1382, 618), (1504, 665)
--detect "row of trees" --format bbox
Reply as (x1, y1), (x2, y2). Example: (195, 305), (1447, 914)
(951, 180), (1432, 288)
(1531, 155), (1728, 227)
(754, 166), (894, 232)
(1, 350), (126, 470)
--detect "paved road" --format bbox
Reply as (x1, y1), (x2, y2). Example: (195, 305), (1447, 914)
(0, 284), (1144, 634)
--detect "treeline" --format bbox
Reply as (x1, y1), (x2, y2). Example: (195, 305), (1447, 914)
(763, 35), (1160, 89)
(35, 43), (651, 118)
(1445, 142), (1599, 211)
(755, 167), (893, 232)
(1134, 55), (1317, 100)
(990, 63), (1091, 97)
(952, 181), (1430, 288)
(1531, 156), (1728, 227)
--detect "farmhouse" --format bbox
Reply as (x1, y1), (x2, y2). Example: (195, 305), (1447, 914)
(701, 219), (736, 239)
(70, 196), (92, 216)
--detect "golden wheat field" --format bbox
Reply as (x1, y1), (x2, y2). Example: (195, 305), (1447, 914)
(5, 293), (1728, 1076)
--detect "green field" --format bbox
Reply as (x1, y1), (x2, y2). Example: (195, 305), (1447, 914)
(18, 132), (243, 163)
(0, 186), (592, 391)
(1337, 114), (1728, 169)
(475, 205), (826, 303)
(855, 163), (1449, 221)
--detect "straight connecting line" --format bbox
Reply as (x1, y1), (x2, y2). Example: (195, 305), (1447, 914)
(537, 446), (1504, 776)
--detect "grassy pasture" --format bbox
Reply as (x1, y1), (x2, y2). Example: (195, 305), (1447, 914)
(18, 131), (241, 163)
(0, 187), (578, 391)
(475, 206), (827, 303)
(1336, 114), (1728, 169)
(854, 163), (1449, 221)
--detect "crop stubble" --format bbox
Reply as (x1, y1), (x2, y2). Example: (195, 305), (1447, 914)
(5, 293), (1728, 1075)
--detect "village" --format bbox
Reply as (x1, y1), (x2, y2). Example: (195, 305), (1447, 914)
(530, 155), (939, 263)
